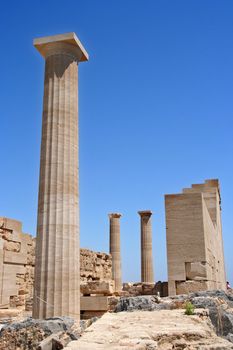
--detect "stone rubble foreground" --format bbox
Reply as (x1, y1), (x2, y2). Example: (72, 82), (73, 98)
(1, 290), (233, 349)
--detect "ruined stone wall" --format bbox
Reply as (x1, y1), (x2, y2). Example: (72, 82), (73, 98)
(80, 249), (112, 282)
(0, 217), (35, 309)
(165, 179), (226, 296)
(123, 282), (168, 297)
(0, 217), (112, 309)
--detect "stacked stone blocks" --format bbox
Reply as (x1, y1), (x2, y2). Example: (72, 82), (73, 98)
(0, 217), (113, 313)
(0, 217), (35, 309)
(165, 179), (226, 295)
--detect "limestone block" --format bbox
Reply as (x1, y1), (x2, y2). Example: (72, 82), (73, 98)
(80, 296), (109, 311)
(80, 249), (112, 283)
(1, 230), (22, 242)
(4, 241), (21, 252)
(166, 180), (226, 296)
(10, 295), (25, 308)
(176, 280), (208, 294)
(185, 262), (207, 280)
(80, 280), (115, 296)
(0, 217), (22, 232)
(122, 282), (133, 291)
(142, 283), (156, 295)
(122, 282), (164, 296)
(4, 251), (27, 264)
(1, 264), (26, 305)
(0, 308), (23, 318)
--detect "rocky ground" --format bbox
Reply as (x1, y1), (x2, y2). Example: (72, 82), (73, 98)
(0, 316), (97, 350)
(64, 309), (233, 349)
(1, 290), (233, 349)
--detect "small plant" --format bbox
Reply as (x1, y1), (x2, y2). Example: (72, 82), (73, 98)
(185, 301), (195, 315)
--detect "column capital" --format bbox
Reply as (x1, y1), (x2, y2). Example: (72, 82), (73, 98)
(108, 213), (122, 219)
(138, 210), (152, 217)
(33, 32), (89, 62)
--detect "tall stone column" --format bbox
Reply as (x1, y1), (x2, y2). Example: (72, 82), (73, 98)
(138, 211), (154, 283)
(109, 213), (122, 292)
(33, 33), (88, 319)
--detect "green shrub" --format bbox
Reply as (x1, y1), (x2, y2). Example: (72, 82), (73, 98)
(185, 301), (195, 315)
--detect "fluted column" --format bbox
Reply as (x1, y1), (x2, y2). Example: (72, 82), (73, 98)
(109, 213), (122, 292)
(33, 33), (88, 319)
(138, 211), (154, 283)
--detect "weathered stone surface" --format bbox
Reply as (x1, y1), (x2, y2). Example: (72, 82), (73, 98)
(114, 289), (233, 343)
(115, 295), (163, 312)
(0, 316), (99, 350)
(64, 309), (233, 349)
(0, 218), (22, 232)
(80, 296), (119, 320)
(0, 217), (113, 311)
(122, 281), (168, 297)
(0, 219), (35, 308)
(176, 280), (209, 294)
(165, 179), (226, 295)
(37, 331), (63, 350)
(0, 317), (82, 350)
(0, 308), (23, 318)
(4, 241), (21, 252)
(186, 261), (207, 280)
(80, 249), (112, 282)
(81, 280), (115, 296)
(189, 290), (233, 337)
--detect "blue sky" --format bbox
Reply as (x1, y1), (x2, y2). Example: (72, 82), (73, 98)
(0, 0), (232, 283)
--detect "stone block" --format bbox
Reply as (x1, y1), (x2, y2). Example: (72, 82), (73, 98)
(0, 217), (22, 232)
(166, 180), (226, 296)
(142, 283), (156, 295)
(185, 262), (207, 280)
(4, 251), (27, 264)
(80, 296), (109, 311)
(0, 308), (23, 318)
(4, 241), (21, 252)
(80, 280), (114, 296)
(176, 280), (209, 294)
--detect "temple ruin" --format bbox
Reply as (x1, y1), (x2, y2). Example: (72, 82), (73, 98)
(165, 179), (226, 295)
(0, 217), (113, 314)
(0, 215), (168, 318)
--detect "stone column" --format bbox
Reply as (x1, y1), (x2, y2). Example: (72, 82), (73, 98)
(138, 211), (154, 283)
(32, 33), (88, 319)
(109, 213), (122, 292)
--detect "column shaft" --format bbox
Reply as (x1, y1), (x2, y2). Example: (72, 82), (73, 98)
(32, 34), (89, 319)
(109, 214), (122, 292)
(139, 211), (154, 283)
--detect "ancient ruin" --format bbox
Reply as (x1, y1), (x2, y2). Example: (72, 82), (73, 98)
(0, 9), (232, 347)
(109, 213), (122, 292)
(0, 217), (113, 313)
(0, 217), (35, 310)
(165, 179), (226, 295)
(138, 211), (154, 283)
(33, 33), (88, 319)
